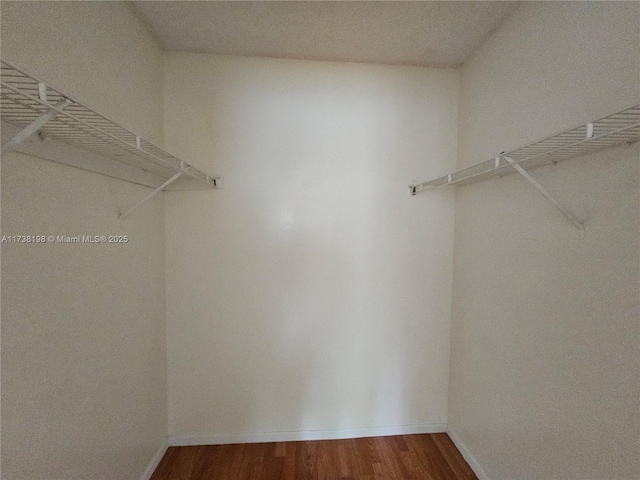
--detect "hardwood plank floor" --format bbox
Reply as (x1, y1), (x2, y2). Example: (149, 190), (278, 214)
(150, 433), (477, 480)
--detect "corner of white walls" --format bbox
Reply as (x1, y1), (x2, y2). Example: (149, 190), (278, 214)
(445, 426), (490, 480)
(140, 440), (169, 480)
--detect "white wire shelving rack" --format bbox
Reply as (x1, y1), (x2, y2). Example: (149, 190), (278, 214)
(410, 104), (640, 231)
(0, 59), (222, 219)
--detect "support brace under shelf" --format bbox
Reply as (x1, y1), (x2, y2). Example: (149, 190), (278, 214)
(504, 157), (584, 232)
(1, 98), (70, 155)
(119, 171), (184, 220)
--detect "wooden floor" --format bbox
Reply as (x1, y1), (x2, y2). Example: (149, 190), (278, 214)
(150, 433), (477, 480)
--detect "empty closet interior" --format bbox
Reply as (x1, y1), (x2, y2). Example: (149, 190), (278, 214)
(1, 2), (638, 480)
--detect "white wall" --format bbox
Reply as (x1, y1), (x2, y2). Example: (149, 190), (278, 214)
(163, 53), (458, 442)
(5, 3), (636, 479)
(1, 2), (167, 479)
(449, 2), (640, 479)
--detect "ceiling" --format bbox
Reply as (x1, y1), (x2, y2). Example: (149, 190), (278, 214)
(129, 1), (519, 68)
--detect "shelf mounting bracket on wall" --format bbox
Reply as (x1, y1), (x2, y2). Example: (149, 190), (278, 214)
(503, 156), (584, 232)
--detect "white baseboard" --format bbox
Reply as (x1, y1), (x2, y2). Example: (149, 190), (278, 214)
(169, 423), (446, 447)
(446, 426), (490, 480)
(140, 440), (169, 480)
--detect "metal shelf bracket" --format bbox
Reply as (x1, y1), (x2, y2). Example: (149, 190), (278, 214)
(119, 171), (184, 220)
(503, 157), (584, 232)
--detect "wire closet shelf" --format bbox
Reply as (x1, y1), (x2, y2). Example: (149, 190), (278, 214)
(410, 104), (640, 195)
(0, 59), (220, 190)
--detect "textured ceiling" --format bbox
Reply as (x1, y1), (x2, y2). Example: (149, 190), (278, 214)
(129, 1), (518, 68)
